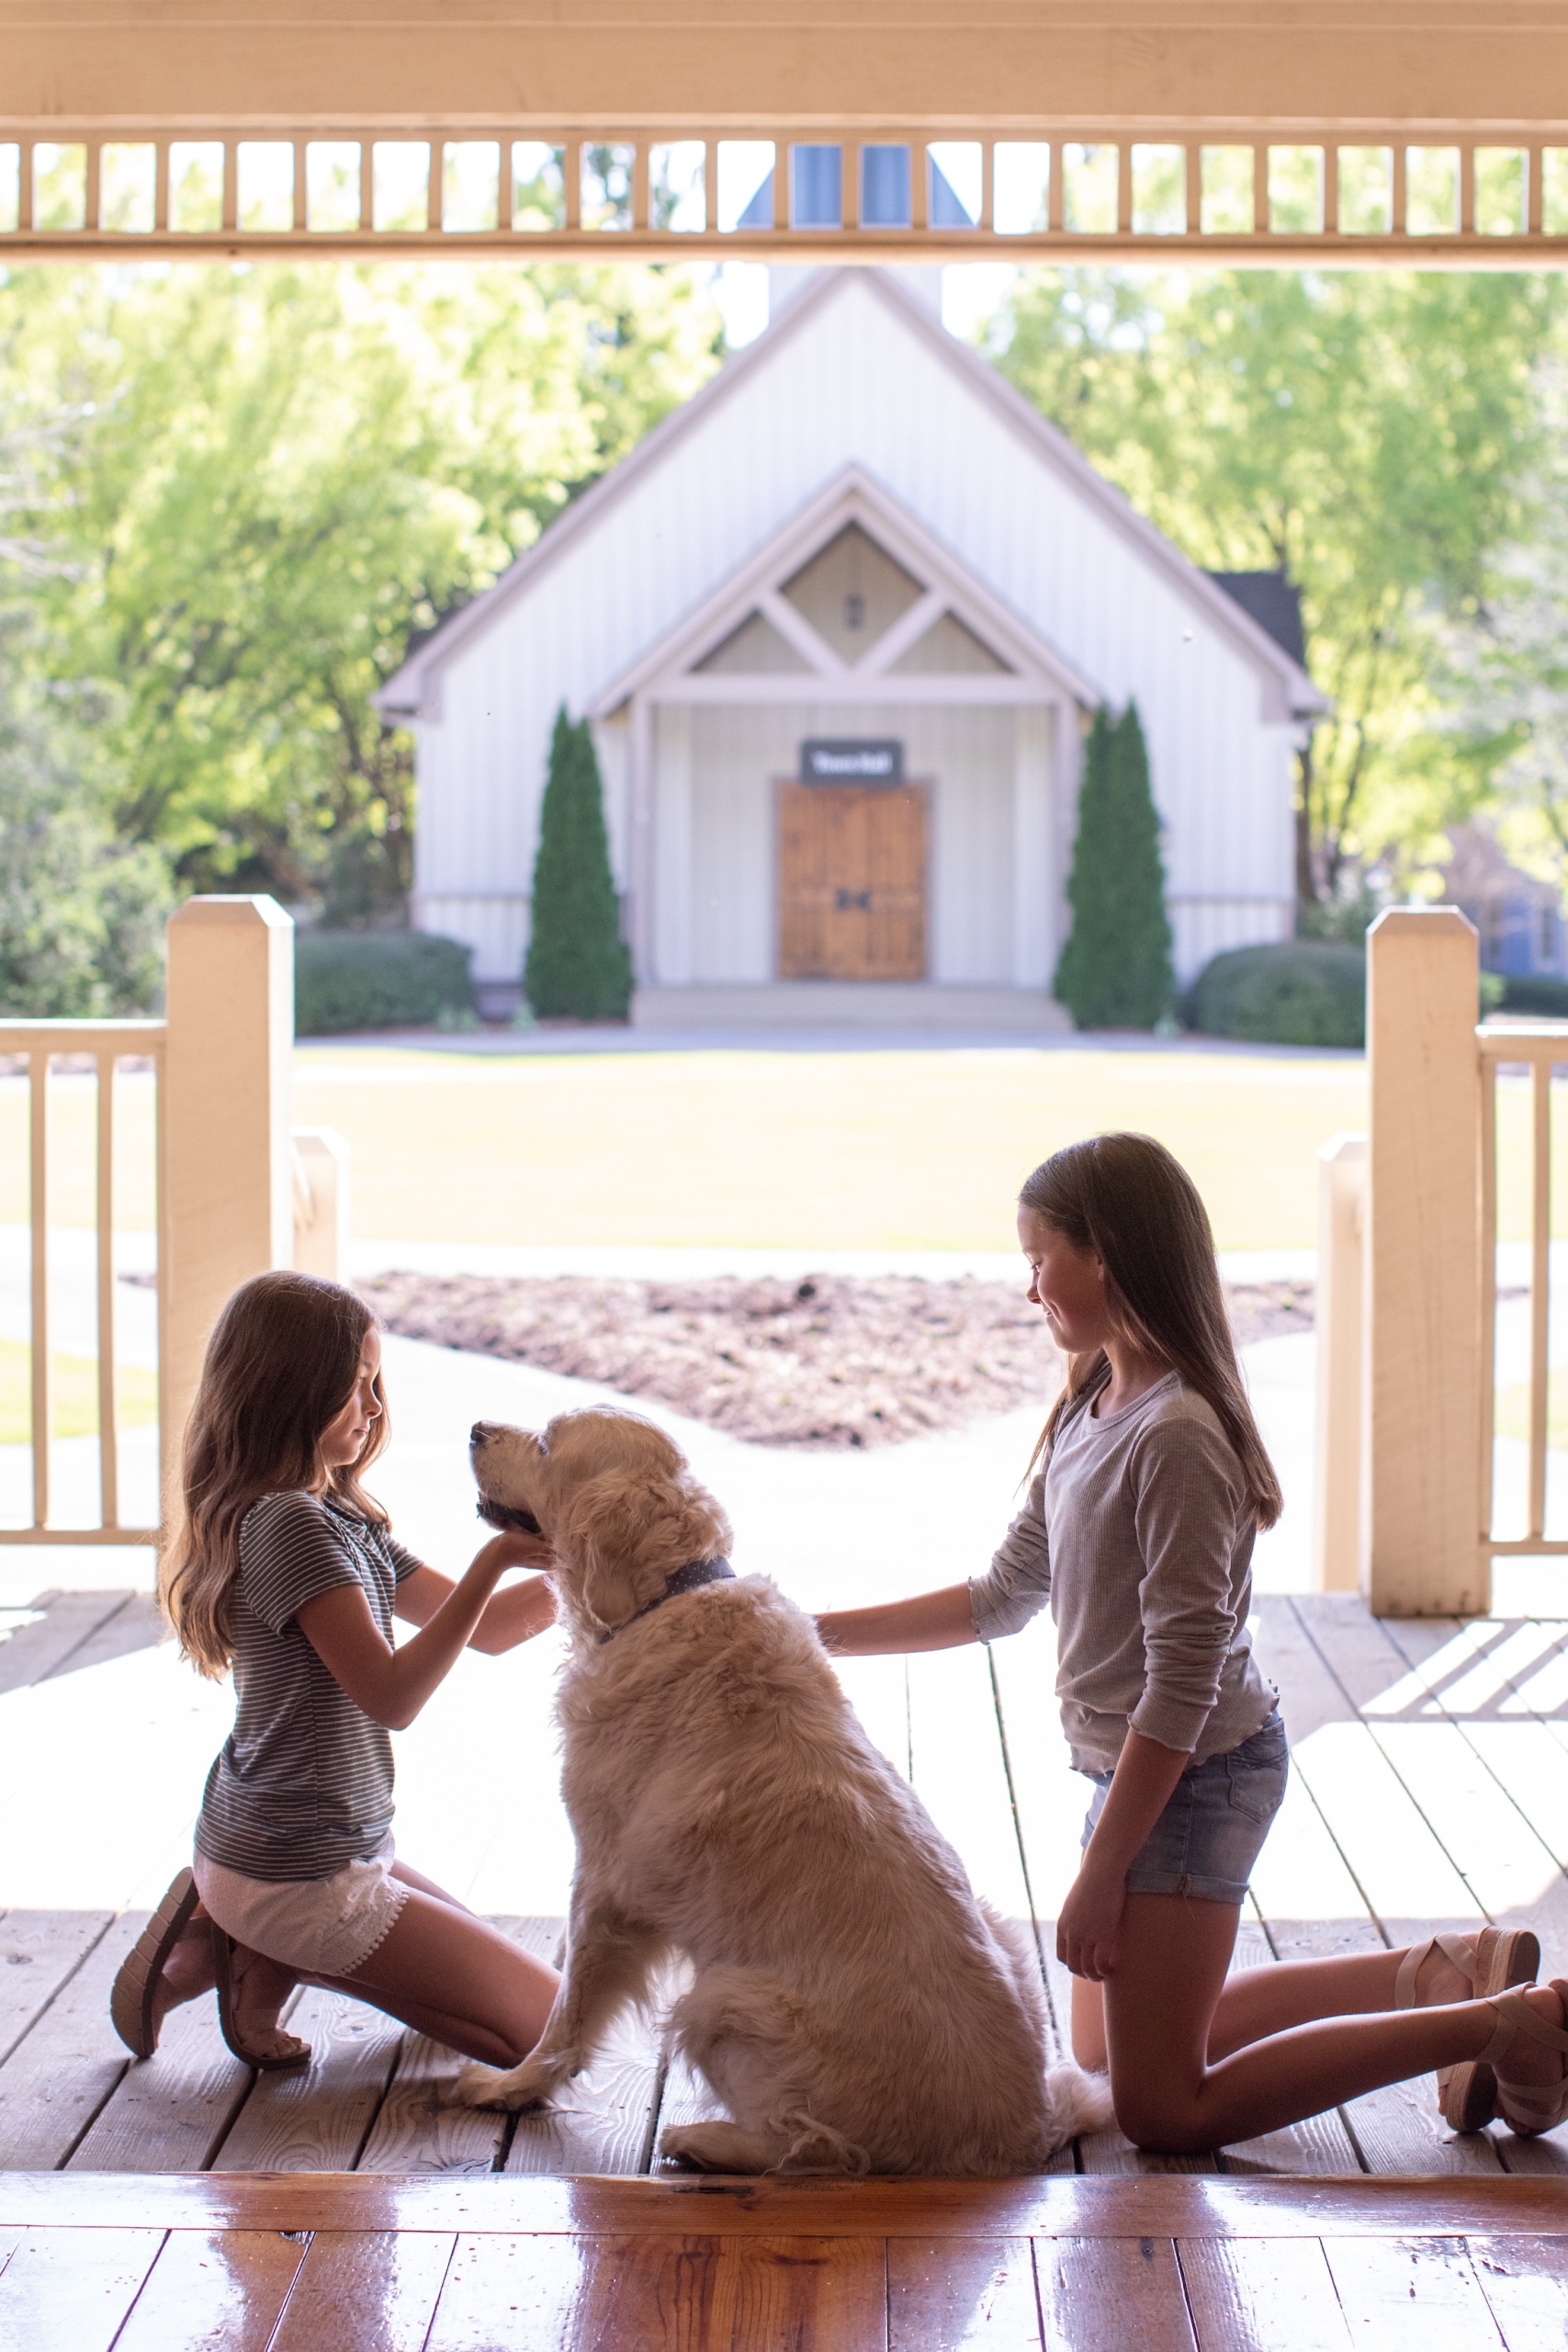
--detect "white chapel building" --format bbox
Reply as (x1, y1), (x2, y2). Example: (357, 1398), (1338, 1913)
(378, 269), (1324, 1026)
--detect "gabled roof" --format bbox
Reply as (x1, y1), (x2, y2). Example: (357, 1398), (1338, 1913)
(376, 267), (1325, 722)
(587, 461), (1103, 715)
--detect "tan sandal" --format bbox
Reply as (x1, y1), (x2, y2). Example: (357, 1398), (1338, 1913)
(1481, 1979), (1568, 2137)
(110, 1868), (204, 2060)
(211, 1930), (310, 2071)
(1395, 1927), (1540, 2132)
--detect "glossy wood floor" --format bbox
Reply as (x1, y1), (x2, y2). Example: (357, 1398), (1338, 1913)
(1, 2172), (1566, 2348)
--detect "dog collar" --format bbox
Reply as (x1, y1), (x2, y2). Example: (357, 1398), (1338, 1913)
(598, 1557), (735, 1645)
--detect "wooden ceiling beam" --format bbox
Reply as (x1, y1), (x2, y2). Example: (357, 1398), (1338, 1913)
(7, 6), (1568, 136)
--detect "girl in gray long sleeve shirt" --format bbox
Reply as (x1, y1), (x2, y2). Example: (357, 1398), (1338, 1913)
(969, 1372), (1276, 1778)
(820, 1132), (1567, 2155)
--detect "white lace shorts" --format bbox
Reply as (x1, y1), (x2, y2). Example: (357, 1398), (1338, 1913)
(193, 1833), (410, 1979)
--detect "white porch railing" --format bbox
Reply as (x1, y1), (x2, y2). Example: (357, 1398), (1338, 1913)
(1, 895), (348, 1547)
(1314, 908), (1568, 1614)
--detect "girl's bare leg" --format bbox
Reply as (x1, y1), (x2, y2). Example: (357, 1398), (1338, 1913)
(1071, 1922), (1477, 2072)
(1101, 1894), (1565, 2154)
(302, 1860), (559, 2066)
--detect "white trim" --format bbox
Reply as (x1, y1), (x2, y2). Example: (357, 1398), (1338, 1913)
(755, 587), (847, 675)
(648, 673), (1059, 705)
(856, 588), (953, 678)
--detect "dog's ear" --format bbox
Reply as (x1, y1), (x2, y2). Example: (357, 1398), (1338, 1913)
(558, 1470), (728, 1634)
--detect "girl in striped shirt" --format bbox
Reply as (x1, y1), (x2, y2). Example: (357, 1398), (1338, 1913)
(112, 1270), (558, 2072)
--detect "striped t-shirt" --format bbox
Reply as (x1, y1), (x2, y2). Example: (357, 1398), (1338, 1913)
(195, 1488), (423, 1883)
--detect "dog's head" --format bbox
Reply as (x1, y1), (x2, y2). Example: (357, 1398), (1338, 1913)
(470, 1408), (732, 1643)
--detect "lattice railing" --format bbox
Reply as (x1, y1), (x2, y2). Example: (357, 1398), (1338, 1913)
(9, 130), (1568, 260)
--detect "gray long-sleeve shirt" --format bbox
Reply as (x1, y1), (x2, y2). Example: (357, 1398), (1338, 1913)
(968, 1371), (1276, 1775)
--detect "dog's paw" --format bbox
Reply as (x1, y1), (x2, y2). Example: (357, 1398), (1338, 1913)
(454, 2057), (558, 2112)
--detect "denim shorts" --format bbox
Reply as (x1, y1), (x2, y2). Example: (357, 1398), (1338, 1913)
(1079, 1711), (1290, 1905)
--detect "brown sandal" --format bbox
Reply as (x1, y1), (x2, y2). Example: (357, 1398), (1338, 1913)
(210, 1930), (311, 2071)
(110, 1868), (204, 2059)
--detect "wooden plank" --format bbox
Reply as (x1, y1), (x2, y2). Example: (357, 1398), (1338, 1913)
(887, 2236), (1043, 2349)
(906, 1645), (1033, 1917)
(40, 1591), (164, 1681)
(1036, 2237), (1196, 2352)
(1303, 1600), (1568, 1933)
(0, 1910), (142, 2168)
(353, 2029), (508, 2177)
(268, 2230), (457, 2352)
(428, 2233), (889, 2352)
(109, 2228), (308, 2352)
(0, 1589), (134, 1695)
(503, 1997), (663, 2178)
(65, 1971), (253, 2174)
(8, 2170), (1568, 2242)
(0, 2226), (165, 2352)
(0, 1910), (114, 2068)
(1320, 2234), (1506, 2351)
(421, 2230), (589, 2349)
(1176, 2236), (1353, 2351)
(209, 1984), (404, 2174)
(356, 1917), (553, 2177)
(1467, 2233), (1568, 2350)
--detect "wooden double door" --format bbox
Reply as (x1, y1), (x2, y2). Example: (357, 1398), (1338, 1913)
(777, 781), (929, 980)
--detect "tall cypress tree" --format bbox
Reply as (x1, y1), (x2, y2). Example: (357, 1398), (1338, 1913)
(524, 707), (634, 1019)
(1053, 699), (1174, 1029)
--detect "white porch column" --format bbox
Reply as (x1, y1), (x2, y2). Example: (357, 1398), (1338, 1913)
(161, 895), (294, 1498)
(1364, 908), (1485, 1616)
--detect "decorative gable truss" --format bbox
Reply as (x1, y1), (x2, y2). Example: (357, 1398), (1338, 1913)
(590, 464), (1102, 718)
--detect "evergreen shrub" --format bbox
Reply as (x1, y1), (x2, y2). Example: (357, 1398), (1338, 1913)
(1053, 701), (1175, 1029)
(294, 931), (475, 1035)
(525, 707), (633, 1020)
(1185, 942), (1366, 1047)
(1500, 975), (1568, 1017)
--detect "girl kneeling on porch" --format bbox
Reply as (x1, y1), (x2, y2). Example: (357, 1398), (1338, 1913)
(112, 1272), (560, 2071)
(818, 1133), (1568, 2152)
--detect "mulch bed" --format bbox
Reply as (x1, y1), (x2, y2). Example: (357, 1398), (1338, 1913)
(361, 1272), (1314, 1453)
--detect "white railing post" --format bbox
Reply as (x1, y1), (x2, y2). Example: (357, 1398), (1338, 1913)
(160, 897), (295, 1510)
(291, 1126), (352, 1282)
(1313, 1132), (1366, 1592)
(1364, 908), (1486, 1616)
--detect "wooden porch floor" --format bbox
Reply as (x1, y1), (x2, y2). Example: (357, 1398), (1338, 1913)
(4, 1590), (1568, 2341)
(3, 1592), (1568, 2186)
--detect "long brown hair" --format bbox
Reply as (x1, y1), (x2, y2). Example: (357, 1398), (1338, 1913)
(1021, 1134), (1282, 1530)
(158, 1271), (390, 1678)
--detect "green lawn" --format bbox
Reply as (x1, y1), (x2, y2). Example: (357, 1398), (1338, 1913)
(15, 1043), (1566, 1253)
(290, 1043), (1369, 1251)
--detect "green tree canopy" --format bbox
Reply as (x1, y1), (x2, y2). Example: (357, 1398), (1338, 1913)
(988, 268), (1563, 901)
(0, 262), (722, 912)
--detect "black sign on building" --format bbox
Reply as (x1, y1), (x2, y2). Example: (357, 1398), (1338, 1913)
(801, 738), (905, 783)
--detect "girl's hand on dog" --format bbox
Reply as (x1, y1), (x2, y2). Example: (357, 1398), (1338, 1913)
(1056, 1860), (1128, 1982)
(477, 1528), (554, 1575)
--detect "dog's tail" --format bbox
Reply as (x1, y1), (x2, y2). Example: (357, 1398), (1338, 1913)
(772, 2109), (872, 2177)
(1043, 2058), (1116, 2150)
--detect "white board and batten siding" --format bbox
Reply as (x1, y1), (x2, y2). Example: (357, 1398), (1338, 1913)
(385, 271), (1317, 994)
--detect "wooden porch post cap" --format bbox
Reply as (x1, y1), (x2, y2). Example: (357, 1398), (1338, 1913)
(1367, 905), (1477, 940)
(167, 893), (294, 931)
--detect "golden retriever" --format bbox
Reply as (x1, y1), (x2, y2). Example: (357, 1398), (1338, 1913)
(457, 1406), (1111, 2174)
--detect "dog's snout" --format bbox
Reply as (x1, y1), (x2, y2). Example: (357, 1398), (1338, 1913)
(470, 1423), (491, 1451)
